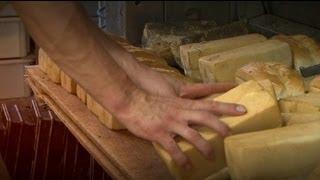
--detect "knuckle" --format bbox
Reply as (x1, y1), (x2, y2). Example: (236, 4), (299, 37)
(200, 112), (217, 122)
(200, 112), (212, 120)
(211, 101), (221, 109)
(167, 108), (180, 118)
(186, 129), (200, 141)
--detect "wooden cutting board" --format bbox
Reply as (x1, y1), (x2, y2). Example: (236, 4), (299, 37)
(26, 66), (173, 180)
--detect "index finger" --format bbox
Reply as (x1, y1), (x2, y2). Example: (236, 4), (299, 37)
(179, 82), (237, 99)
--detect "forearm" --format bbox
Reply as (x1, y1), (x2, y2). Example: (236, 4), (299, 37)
(12, 2), (138, 112)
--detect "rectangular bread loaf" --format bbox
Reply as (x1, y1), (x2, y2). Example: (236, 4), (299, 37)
(153, 80), (281, 180)
(225, 121), (320, 180)
(199, 40), (292, 83)
(38, 49), (61, 83)
(180, 34), (266, 81)
(272, 35), (316, 73)
(38, 49), (47, 73)
(76, 84), (86, 104)
(86, 94), (125, 130)
(60, 71), (76, 94)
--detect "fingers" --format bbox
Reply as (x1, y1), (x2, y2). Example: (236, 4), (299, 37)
(181, 110), (231, 137)
(179, 82), (237, 99)
(170, 124), (214, 160)
(156, 135), (192, 170)
(180, 99), (247, 116)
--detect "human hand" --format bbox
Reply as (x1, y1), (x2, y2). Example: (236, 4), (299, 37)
(114, 88), (247, 169)
(132, 63), (237, 99)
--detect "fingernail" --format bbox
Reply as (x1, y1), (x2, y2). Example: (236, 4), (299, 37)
(236, 105), (247, 113)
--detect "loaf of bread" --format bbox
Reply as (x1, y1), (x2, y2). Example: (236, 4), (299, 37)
(153, 80), (281, 180)
(180, 34), (266, 82)
(279, 92), (320, 113)
(205, 167), (229, 180)
(281, 113), (320, 126)
(38, 49), (61, 83)
(86, 94), (125, 130)
(309, 163), (320, 180)
(272, 35), (317, 73)
(60, 71), (76, 94)
(141, 21), (217, 66)
(225, 121), (320, 179)
(292, 34), (320, 63)
(199, 40), (292, 83)
(119, 41), (191, 83)
(310, 75), (320, 93)
(235, 62), (305, 99)
(38, 48), (47, 72)
(142, 21), (249, 67)
(76, 84), (86, 104)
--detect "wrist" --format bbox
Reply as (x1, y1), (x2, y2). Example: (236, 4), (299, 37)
(105, 81), (145, 117)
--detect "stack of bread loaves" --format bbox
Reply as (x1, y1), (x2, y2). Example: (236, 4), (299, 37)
(179, 34), (267, 82)
(37, 30), (320, 180)
(142, 21), (248, 67)
(155, 33), (320, 179)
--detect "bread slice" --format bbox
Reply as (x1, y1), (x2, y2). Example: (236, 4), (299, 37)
(199, 40), (292, 83)
(153, 80), (281, 180)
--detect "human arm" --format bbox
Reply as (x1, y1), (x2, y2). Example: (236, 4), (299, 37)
(12, 2), (246, 169)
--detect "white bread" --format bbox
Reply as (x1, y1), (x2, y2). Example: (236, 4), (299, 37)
(180, 34), (266, 81)
(235, 62), (305, 99)
(38, 49), (61, 83)
(225, 121), (320, 180)
(153, 80), (281, 180)
(60, 71), (76, 94)
(76, 84), (86, 104)
(292, 35), (320, 62)
(199, 40), (292, 83)
(272, 35), (316, 73)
